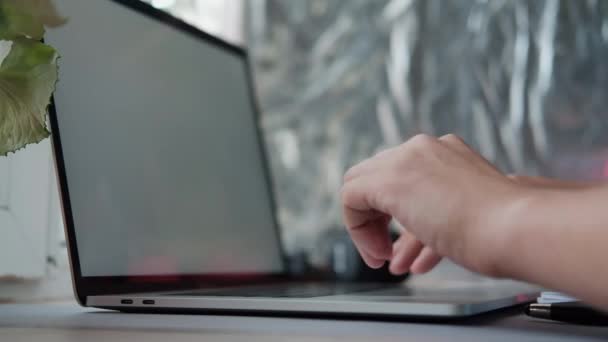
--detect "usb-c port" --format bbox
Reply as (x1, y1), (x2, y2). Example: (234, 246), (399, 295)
(120, 299), (133, 304)
(142, 299), (155, 305)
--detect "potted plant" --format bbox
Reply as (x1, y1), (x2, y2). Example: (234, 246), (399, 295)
(0, 0), (65, 156)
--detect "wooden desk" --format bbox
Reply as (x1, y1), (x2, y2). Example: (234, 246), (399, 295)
(0, 302), (607, 341)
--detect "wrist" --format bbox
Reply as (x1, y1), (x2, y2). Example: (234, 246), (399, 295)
(487, 185), (564, 279)
(475, 185), (546, 278)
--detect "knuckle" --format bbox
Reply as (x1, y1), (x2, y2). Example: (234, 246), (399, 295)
(397, 135), (433, 163)
(507, 174), (523, 182)
(340, 183), (355, 207)
(405, 134), (436, 153)
(409, 133), (434, 146)
(343, 167), (358, 183)
(440, 133), (464, 144)
(340, 185), (350, 205)
(343, 159), (371, 183)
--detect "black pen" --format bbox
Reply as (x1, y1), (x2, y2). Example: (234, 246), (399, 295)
(525, 301), (608, 325)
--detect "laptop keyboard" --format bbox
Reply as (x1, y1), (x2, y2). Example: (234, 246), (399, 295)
(171, 283), (390, 298)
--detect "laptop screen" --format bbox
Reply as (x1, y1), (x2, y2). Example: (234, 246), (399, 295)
(46, 0), (284, 277)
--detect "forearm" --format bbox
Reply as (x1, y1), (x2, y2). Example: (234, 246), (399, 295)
(496, 184), (608, 309)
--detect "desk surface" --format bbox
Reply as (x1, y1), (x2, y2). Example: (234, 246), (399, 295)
(0, 302), (607, 341)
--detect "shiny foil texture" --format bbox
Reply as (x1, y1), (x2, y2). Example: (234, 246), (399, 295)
(247, 0), (608, 253)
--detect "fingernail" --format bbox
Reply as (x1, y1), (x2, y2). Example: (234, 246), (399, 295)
(370, 261), (385, 269)
(410, 260), (423, 274)
(389, 264), (398, 275)
(389, 263), (405, 276)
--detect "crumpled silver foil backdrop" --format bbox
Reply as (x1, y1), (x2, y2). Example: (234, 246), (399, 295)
(246, 0), (608, 254)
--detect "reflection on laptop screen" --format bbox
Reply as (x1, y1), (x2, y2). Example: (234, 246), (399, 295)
(46, 0), (284, 277)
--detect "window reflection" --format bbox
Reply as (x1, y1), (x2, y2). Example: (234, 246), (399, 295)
(139, 0), (243, 45)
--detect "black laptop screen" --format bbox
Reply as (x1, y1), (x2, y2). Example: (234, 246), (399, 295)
(46, 0), (284, 277)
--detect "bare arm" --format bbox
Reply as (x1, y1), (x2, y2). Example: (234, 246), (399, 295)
(499, 184), (608, 309)
(341, 134), (608, 310)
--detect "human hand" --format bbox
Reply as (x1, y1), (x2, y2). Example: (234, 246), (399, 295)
(384, 174), (597, 275)
(341, 134), (527, 277)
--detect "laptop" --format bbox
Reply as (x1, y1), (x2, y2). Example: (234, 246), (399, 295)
(46, 0), (538, 318)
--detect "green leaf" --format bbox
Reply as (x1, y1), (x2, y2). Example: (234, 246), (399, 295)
(0, 0), (67, 40)
(0, 38), (58, 155)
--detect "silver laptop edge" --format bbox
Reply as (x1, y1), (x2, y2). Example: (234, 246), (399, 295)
(87, 292), (537, 317)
